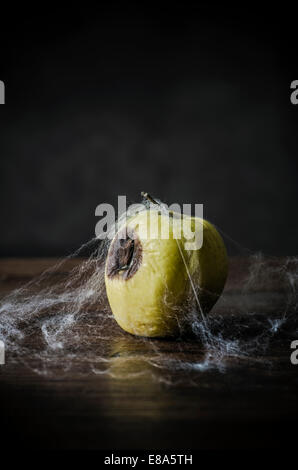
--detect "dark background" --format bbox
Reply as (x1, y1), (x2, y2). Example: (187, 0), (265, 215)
(1, 5), (297, 256)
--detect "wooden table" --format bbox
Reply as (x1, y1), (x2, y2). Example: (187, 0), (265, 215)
(0, 257), (297, 450)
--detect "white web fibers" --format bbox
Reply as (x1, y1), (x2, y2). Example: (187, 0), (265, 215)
(0, 201), (297, 380)
(187, 253), (298, 372)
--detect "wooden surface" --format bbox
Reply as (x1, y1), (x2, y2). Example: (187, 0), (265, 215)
(0, 257), (297, 450)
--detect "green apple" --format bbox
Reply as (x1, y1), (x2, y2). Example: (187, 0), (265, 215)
(105, 206), (228, 338)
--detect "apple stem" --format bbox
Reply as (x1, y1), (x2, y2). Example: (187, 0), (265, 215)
(141, 192), (159, 206)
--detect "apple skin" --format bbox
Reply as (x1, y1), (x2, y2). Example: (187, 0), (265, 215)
(105, 210), (228, 338)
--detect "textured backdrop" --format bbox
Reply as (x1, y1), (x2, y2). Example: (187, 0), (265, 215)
(0, 7), (297, 256)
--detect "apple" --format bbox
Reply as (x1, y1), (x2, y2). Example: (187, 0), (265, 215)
(105, 202), (228, 338)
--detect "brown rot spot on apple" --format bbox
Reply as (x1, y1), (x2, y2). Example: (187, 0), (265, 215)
(106, 227), (142, 280)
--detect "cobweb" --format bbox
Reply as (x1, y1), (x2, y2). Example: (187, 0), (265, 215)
(0, 202), (297, 382)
